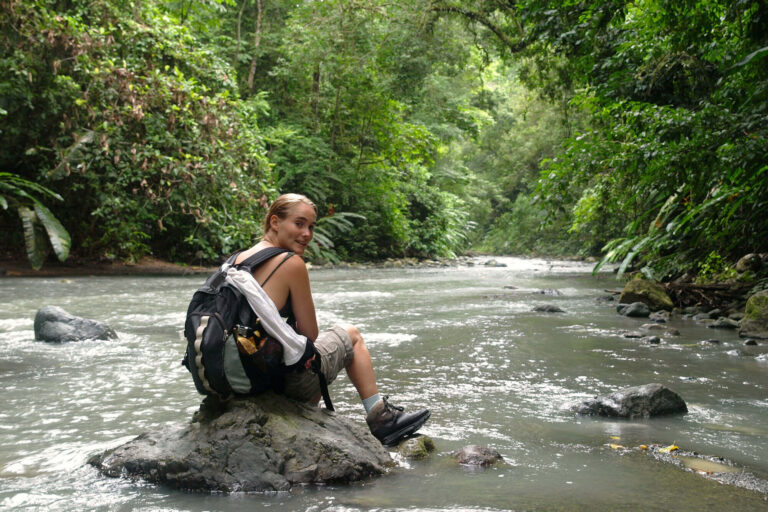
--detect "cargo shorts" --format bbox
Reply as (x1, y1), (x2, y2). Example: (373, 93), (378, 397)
(283, 325), (354, 402)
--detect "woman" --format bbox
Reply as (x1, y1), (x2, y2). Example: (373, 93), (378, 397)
(235, 193), (430, 445)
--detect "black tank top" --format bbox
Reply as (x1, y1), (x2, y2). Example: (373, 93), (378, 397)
(254, 249), (298, 330)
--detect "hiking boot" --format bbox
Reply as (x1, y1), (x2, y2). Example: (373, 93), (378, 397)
(365, 396), (430, 446)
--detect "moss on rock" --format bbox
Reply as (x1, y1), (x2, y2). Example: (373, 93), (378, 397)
(740, 290), (768, 339)
(619, 278), (674, 311)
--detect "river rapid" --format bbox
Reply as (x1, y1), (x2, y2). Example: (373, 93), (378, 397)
(1, 257), (767, 511)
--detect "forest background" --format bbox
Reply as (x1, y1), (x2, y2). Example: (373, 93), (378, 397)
(1, 0), (767, 281)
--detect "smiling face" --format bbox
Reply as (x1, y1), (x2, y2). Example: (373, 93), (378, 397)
(268, 202), (317, 256)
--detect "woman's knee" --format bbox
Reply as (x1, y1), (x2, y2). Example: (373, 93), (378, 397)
(341, 323), (363, 346)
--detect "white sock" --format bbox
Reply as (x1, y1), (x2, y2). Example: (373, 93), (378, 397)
(362, 393), (381, 414)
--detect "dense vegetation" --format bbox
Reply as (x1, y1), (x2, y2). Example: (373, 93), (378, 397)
(1, 0), (766, 278)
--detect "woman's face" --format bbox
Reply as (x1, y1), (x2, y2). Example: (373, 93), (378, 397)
(270, 202), (317, 256)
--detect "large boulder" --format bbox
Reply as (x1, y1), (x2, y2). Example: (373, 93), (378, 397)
(34, 306), (117, 342)
(571, 383), (687, 418)
(89, 393), (393, 492)
(618, 278), (674, 311)
(740, 290), (768, 339)
(735, 253), (762, 273)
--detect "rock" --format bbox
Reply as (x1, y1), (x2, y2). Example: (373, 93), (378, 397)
(617, 302), (650, 318)
(571, 383), (687, 418)
(642, 336), (661, 344)
(649, 311), (670, 323)
(452, 445), (503, 466)
(739, 290), (768, 339)
(700, 339), (721, 345)
(34, 306), (117, 342)
(708, 308), (723, 318)
(729, 312), (745, 321)
(735, 253), (762, 273)
(503, 285), (518, 290)
(596, 295), (615, 302)
(640, 324), (680, 336)
(619, 278), (674, 311)
(708, 317), (739, 329)
(684, 306), (707, 315)
(484, 260), (507, 267)
(535, 289), (563, 296)
(693, 313), (713, 321)
(398, 436), (436, 459)
(89, 393), (392, 492)
(744, 339), (758, 346)
(532, 304), (565, 313)
(622, 331), (644, 338)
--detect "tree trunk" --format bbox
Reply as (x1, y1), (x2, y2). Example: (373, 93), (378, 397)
(247, 0), (264, 91)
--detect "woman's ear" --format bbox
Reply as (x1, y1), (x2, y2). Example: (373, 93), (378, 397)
(269, 214), (280, 232)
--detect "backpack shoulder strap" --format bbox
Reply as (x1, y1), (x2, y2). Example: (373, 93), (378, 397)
(236, 247), (292, 274)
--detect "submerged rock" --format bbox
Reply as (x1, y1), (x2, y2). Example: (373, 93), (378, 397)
(89, 393), (392, 492)
(452, 445), (503, 466)
(619, 279), (674, 311)
(572, 383), (687, 418)
(739, 290), (768, 339)
(708, 317), (739, 329)
(533, 304), (565, 313)
(617, 302), (650, 318)
(34, 306), (117, 342)
(398, 436), (436, 459)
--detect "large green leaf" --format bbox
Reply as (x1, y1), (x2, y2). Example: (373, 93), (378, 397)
(34, 203), (71, 262)
(18, 207), (46, 270)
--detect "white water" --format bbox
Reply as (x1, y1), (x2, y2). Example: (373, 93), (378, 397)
(1, 257), (767, 511)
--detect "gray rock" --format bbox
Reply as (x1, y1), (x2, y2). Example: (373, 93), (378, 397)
(708, 308), (723, 318)
(642, 336), (661, 344)
(89, 393), (392, 492)
(740, 290), (768, 339)
(701, 339), (721, 345)
(596, 295), (616, 302)
(452, 445), (503, 466)
(693, 312), (713, 321)
(736, 253), (762, 273)
(535, 289), (563, 296)
(617, 302), (650, 318)
(744, 339), (758, 346)
(729, 312), (745, 321)
(34, 306), (117, 342)
(708, 317), (740, 329)
(649, 311), (670, 323)
(684, 306), (707, 315)
(484, 260), (507, 267)
(622, 331), (644, 338)
(533, 304), (565, 313)
(571, 383), (687, 418)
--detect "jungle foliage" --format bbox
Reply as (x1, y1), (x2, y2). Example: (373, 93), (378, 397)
(2, 0), (767, 277)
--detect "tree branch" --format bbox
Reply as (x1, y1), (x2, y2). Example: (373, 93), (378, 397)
(429, 5), (527, 53)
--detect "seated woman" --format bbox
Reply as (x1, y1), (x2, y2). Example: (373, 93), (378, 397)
(235, 193), (430, 445)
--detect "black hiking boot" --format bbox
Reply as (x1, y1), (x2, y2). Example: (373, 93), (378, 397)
(365, 396), (430, 446)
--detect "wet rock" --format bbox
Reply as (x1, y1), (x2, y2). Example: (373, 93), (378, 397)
(693, 312), (713, 321)
(398, 436), (436, 459)
(729, 312), (745, 321)
(452, 445), (503, 466)
(739, 290), (768, 339)
(700, 339), (721, 345)
(648, 446), (768, 495)
(484, 259), (507, 267)
(619, 278), (673, 311)
(640, 323), (680, 336)
(744, 339), (758, 346)
(89, 393), (392, 492)
(535, 289), (563, 296)
(617, 302), (650, 318)
(708, 308), (723, 318)
(736, 253), (762, 273)
(34, 306), (117, 342)
(622, 331), (644, 338)
(533, 304), (565, 313)
(571, 383), (687, 418)
(641, 336), (661, 344)
(684, 305), (708, 315)
(596, 295), (616, 302)
(503, 285), (518, 290)
(708, 317), (739, 329)
(649, 311), (670, 323)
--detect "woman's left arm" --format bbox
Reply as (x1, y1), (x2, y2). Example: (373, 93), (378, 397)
(284, 256), (319, 341)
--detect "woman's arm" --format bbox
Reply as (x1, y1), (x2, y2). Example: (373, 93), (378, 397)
(282, 255), (319, 341)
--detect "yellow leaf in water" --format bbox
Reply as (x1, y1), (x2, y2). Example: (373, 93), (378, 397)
(609, 444), (626, 450)
(610, 436), (621, 440)
(639, 445), (648, 450)
(659, 444), (679, 453)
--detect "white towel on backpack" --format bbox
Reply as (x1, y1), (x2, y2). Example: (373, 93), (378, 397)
(224, 267), (308, 366)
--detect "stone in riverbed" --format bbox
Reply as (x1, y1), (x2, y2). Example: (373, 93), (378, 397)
(708, 317), (739, 329)
(89, 393), (392, 492)
(398, 436), (436, 459)
(739, 290), (768, 339)
(452, 445), (503, 466)
(34, 305), (117, 342)
(571, 383), (687, 418)
(617, 302), (650, 318)
(619, 278), (674, 311)
(532, 304), (565, 313)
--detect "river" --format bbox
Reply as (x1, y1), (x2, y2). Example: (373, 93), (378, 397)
(1, 257), (767, 511)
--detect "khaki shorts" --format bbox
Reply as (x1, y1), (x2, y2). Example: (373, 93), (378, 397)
(283, 325), (354, 401)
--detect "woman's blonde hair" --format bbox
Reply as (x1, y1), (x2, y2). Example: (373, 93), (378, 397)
(263, 193), (318, 234)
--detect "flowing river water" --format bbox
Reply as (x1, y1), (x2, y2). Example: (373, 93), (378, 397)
(1, 257), (767, 511)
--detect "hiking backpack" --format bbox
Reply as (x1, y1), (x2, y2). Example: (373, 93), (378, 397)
(182, 247), (295, 398)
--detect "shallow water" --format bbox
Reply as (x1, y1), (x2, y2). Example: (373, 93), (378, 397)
(1, 257), (767, 511)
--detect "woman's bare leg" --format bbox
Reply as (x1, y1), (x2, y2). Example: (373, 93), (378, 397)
(342, 324), (379, 400)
